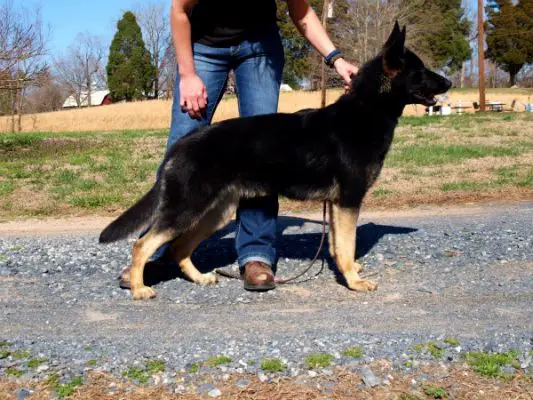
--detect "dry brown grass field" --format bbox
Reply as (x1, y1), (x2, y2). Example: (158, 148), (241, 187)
(1, 88), (532, 133)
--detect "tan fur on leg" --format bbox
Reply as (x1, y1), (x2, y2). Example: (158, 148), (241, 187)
(129, 228), (176, 300)
(171, 194), (237, 285)
(330, 203), (377, 292)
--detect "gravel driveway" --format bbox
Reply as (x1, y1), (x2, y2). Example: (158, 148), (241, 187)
(1, 202), (532, 394)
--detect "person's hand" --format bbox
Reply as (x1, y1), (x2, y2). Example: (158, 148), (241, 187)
(333, 58), (359, 90)
(180, 73), (208, 120)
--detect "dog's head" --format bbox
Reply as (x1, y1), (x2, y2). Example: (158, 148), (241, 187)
(380, 22), (451, 106)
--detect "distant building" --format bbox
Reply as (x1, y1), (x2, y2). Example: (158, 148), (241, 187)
(62, 90), (112, 109)
(280, 83), (293, 92)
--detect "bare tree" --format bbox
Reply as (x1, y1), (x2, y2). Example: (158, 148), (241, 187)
(54, 33), (105, 107)
(135, 0), (170, 98)
(0, 0), (47, 131)
(159, 40), (176, 99)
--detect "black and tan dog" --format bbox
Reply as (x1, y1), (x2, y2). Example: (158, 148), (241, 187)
(100, 23), (451, 300)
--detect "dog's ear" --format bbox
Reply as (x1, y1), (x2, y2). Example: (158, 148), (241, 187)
(383, 21), (406, 77)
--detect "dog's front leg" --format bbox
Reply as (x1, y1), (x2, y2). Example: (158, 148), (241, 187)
(330, 203), (377, 292)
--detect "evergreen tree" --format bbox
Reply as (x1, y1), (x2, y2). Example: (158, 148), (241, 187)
(486, 0), (533, 86)
(106, 11), (155, 101)
(401, 0), (471, 73)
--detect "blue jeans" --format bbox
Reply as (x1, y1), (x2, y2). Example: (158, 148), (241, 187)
(151, 27), (284, 270)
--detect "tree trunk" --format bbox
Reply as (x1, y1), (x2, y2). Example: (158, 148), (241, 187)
(509, 71), (516, 87)
(460, 62), (465, 88)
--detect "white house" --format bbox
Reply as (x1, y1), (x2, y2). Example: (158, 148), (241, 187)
(62, 90), (112, 109)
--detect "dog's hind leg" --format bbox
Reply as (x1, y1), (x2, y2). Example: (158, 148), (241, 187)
(330, 203), (377, 292)
(327, 201), (336, 259)
(170, 194), (237, 285)
(129, 228), (176, 300)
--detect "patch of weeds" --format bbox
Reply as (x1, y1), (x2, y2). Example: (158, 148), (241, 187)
(372, 188), (393, 198)
(27, 357), (48, 368)
(6, 367), (24, 377)
(122, 366), (149, 384)
(443, 337), (460, 346)
(146, 360), (165, 373)
(54, 376), (83, 398)
(45, 373), (60, 387)
(86, 359), (97, 367)
(188, 362), (200, 373)
(502, 114), (515, 121)
(305, 353), (334, 369)
(343, 346), (364, 359)
(207, 355), (232, 367)
(441, 181), (486, 192)
(464, 350), (520, 378)
(0, 181), (15, 196)
(0, 341), (10, 347)
(423, 385), (447, 399)
(247, 359), (256, 366)
(83, 346), (92, 351)
(412, 342), (444, 358)
(0, 349), (10, 359)
(427, 342), (444, 358)
(11, 349), (30, 360)
(260, 358), (286, 372)
(404, 360), (413, 368)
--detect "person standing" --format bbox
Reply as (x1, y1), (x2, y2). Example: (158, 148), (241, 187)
(122, 0), (359, 291)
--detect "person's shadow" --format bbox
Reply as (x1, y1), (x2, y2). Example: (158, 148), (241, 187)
(139, 216), (417, 286)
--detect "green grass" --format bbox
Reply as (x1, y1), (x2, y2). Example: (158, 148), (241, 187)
(387, 144), (521, 168)
(305, 353), (334, 369)
(11, 349), (30, 360)
(122, 366), (149, 384)
(188, 362), (200, 373)
(423, 385), (448, 399)
(464, 350), (520, 378)
(342, 346), (364, 359)
(413, 342), (444, 358)
(0, 349), (10, 359)
(146, 360), (165, 373)
(207, 355), (232, 368)
(27, 357), (48, 368)
(260, 358), (286, 372)
(1, 113), (532, 219)
(6, 367), (24, 377)
(443, 338), (460, 346)
(50, 376), (83, 398)
(87, 359), (97, 367)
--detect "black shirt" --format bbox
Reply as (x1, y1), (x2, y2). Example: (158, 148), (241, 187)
(190, 0), (278, 47)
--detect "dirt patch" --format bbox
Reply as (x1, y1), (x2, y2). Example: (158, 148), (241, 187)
(1, 364), (531, 399)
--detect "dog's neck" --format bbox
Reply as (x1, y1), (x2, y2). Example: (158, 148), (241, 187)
(341, 57), (406, 119)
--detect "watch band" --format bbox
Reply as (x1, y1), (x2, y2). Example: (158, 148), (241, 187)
(325, 49), (342, 68)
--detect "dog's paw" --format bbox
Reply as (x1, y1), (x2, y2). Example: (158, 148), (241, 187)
(347, 279), (378, 292)
(132, 286), (156, 300)
(198, 272), (218, 285)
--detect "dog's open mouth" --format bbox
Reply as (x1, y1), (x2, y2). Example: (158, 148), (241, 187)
(413, 92), (437, 106)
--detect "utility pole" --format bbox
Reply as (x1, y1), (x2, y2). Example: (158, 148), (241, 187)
(478, 0), (486, 111)
(320, 0), (330, 108)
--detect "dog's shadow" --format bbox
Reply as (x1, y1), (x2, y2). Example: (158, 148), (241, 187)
(140, 216), (417, 286)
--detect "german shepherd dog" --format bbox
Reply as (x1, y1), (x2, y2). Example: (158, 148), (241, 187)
(100, 23), (451, 300)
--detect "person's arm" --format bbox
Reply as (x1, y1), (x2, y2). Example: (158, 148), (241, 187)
(286, 0), (358, 85)
(171, 0), (206, 119)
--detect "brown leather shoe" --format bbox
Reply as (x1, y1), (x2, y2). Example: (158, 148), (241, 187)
(242, 261), (275, 291)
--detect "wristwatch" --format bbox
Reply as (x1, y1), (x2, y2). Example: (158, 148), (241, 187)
(325, 49), (343, 68)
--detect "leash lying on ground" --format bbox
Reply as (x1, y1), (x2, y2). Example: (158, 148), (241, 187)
(215, 201), (379, 285)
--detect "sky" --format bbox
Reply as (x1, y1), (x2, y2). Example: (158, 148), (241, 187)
(15, 0), (150, 57)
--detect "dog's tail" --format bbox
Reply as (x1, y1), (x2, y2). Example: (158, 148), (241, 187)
(99, 186), (158, 243)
